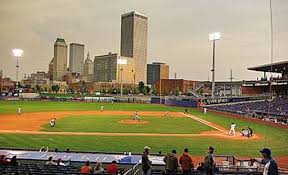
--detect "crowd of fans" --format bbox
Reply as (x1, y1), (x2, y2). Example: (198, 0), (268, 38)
(0, 146), (280, 175)
(141, 146), (279, 175)
(209, 96), (288, 125)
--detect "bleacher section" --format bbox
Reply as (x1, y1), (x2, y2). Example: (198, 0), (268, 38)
(208, 96), (288, 125)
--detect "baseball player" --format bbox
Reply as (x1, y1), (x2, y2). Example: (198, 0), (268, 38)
(228, 122), (237, 136)
(203, 108), (207, 114)
(100, 105), (104, 112)
(164, 111), (171, 117)
(17, 107), (22, 115)
(50, 118), (56, 127)
(133, 111), (141, 121)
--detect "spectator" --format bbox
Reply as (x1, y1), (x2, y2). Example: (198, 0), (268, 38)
(9, 156), (18, 166)
(142, 146), (152, 175)
(179, 148), (194, 175)
(204, 147), (215, 175)
(106, 160), (118, 174)
(56, 158), (70, 166)
(94, 162), (104, 174)
(196, 162), (206, 175)
(39, 146), (49, 152)
(46, 156), (57, 165)
(0, 155), (9, 165)
(259, 148), (279, 175)
(163, 149), (179, 174)
(80, 161), (93, 174)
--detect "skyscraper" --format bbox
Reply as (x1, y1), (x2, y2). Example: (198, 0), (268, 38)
(53, 38), (67, 81)
(94, 52), (135, 84)
(147, 62), (169, 86)
(48, 57), (54, 81)
(83, 52), (94, 75)
(69, 43), (84, 74)
(121, 11), (148, 83)
(83, 52), (94, 81)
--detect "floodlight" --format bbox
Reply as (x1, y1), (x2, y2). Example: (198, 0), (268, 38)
(12, 48), (24, 57)
(209, 32), (221, 41)
(117, 58), (127, 65)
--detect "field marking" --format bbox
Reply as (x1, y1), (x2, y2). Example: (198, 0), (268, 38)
(0, 130), (259, 140)
(181, 113), (227, 133)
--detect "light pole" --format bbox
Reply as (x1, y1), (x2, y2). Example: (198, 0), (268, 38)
(117, 57), (127, 96)
(12, 48), (24, 90)
(131, 69), (136, 94)
(209, 32), (221, 97)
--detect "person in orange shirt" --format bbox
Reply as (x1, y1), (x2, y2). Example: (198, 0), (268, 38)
(179, 148), (194, 175)
(80, 161), (93, 174)
(106, 160), (118, 174)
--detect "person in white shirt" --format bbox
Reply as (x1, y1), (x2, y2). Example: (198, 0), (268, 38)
(17, 107), (22, 115)
(228, 122), (237, 136)
(100, 105), (104, 112)
(203, 108), (207, 114)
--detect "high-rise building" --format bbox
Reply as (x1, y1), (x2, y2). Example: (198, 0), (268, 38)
(121, 11), (148, 84)
(83, 52), (94, 82)
(48, 57), (54, 81)
(94, 52), (135, 84)
(53, 38), (67, 81)
(83, 52), (94, 75)
(147, 62), (169, 86)
(69, 43), (84, 74)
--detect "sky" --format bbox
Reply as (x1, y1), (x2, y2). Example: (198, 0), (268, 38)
(0, 0), (287, 81)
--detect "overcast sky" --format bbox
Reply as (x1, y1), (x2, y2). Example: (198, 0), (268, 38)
(0, 0), (287, 81)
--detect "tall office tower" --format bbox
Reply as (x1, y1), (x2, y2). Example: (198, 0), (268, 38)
(48, 57), (54, 81)
(83, 52), (94, 75)
(147, 62), (169, 86)
(94, 52), (135, 84)
(53, 38), (67, 81)
(69, 43), (84, 74)
(120, 11), (148, 83)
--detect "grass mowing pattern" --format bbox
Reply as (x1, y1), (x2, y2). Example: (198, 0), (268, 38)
(42, 115), (213, 134)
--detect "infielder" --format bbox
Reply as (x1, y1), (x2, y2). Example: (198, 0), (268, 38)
(100, 105), (104, 112)
(17, 107), (22, 115)
(133, 111), (141, 121)
(50, 118), (56, 127)
(228, 122), (237, 136)
(164, 111), (171, 117)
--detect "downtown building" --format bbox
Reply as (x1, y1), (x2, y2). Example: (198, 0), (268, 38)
(147, 62), (169, 86)
(53, 38), (68, 81)
(69, 43), (84, 74)
(82, 52), (94, 81)
(94, 52), (135, 84)
(120, 11), (148, 83)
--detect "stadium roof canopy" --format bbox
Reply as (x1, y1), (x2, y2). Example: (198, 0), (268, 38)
(248, 60), (288, 73)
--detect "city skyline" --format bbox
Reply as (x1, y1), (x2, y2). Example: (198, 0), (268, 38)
(0, 0), (288, 81)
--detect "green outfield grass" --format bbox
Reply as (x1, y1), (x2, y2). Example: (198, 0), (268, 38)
(0, 101), (287, 157)
(42, 115), (213, 134)
(0, 101), (183, 114)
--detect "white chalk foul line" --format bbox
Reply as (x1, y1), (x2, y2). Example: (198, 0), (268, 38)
(181, 112), (227, 133)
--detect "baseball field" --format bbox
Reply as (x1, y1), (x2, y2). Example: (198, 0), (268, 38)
(0, 101), (287, 167)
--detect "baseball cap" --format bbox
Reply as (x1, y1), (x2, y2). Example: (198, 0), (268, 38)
(208, 146), (215, 150)
(260, 148), (271, 155)
(144, 146), (151, 150)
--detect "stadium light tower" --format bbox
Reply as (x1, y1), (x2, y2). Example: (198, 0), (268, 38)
(209, 32), (221, 97)
(12, 48), (24, 90)
(117, 57), (127, 96)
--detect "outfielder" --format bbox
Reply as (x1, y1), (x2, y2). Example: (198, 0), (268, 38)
(228, 122), (237, 136)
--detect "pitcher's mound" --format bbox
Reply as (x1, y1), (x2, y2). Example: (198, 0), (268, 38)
(119, 120), (149, 125)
